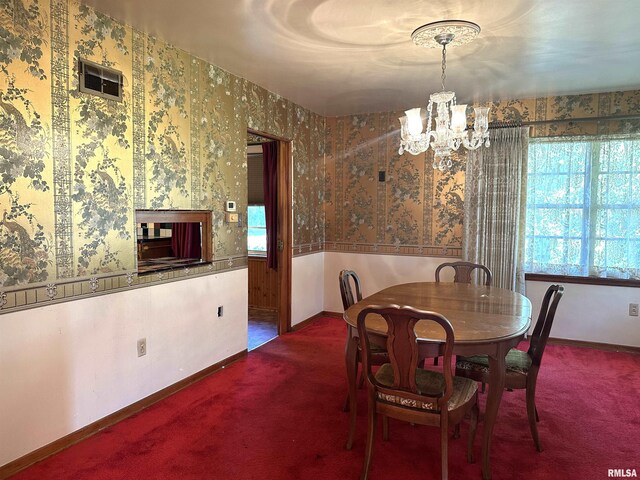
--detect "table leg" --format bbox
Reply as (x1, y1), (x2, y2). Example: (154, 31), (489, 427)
(345, 326), (359, 450)
(482, 344), (508, 480)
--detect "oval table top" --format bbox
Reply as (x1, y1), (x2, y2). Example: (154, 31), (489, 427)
(344, 282), (532, 344)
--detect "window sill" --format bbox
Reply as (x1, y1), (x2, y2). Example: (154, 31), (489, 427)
(525, 273), (640, 288)
(248, 251), (267, 258)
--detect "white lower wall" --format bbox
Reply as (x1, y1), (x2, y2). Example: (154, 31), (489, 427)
(323, 251), (640, 348)
(524, 280), (640, 348)
(291, 252), (325, 327)
(323, 251), (454, 313)
(3, 252), (637, 467)
(0, 269), (248, 467)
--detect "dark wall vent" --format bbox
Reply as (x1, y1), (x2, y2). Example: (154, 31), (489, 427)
(78, 58), (123, 101)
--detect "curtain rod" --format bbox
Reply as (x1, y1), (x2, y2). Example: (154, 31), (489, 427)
(489, 113), (640, 129)
(488, 120), (522, 129)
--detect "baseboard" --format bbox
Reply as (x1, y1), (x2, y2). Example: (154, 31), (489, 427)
(291, 312), (323, 331)
(0, 349), (248, 480)
(548, 337), (640, 354)
(290, 311), (343, 332)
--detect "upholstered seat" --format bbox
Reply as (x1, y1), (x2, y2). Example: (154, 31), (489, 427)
(457, 348), (532, 376)
(376, 363), (478, 412)
(455, 284), (564, 452)
(357, 305), (478, 480)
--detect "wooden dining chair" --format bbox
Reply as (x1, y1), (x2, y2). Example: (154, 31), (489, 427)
(431, 261), (492, 368)
(435, 261), (493, 286)
(340, 269), (363, 311)
(339, 270), (388, 413)
(357, 305), (479, 480)
(455, 284), (564, 452)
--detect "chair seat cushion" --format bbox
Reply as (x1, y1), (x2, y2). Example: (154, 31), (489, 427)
(375, 364), (477, 412)
(456, 349), (532, 375)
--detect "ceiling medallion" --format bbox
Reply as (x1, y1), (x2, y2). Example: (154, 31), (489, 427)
(410, 20), (480, 49)
(399, 20), (490, 170)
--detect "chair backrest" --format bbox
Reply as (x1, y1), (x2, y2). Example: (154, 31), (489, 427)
(528, 284), (564, 367)
(435, 261), (492, 286)
(339, 270), (362, 310)
(357, 304), (455, 410)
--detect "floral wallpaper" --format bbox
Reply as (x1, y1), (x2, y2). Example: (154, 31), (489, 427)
(70, 4), (132, 275)
(0, 0), (53, 287)
(1, 0), (638, 293)
(324, 90), (640, 253)
(0, 0), (324, 291)
(324, 113), (465, 253)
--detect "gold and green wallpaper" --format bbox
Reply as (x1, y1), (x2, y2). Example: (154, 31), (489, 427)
(2, 0), (639, 302)
(323, 90), (640, 256)
(0, 0), (325, 292)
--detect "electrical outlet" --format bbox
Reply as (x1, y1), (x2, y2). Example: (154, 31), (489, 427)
(217, 306), (223, 317)
(630, 303), (639, 317)
(137, 338), (147, 357)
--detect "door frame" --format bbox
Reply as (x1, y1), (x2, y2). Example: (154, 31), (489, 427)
(247, 129), (292, 334)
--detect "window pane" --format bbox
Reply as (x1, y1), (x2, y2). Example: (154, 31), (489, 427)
(248, 205), (267, 252)
(526, 136), (640, 279)
(527, 207), (583, 237)
(525, 236), (584, 275)
(248, 228), (267, 251)
(248, 205), (266, 228)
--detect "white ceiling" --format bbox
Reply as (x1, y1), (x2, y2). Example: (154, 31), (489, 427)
(82, 0), (640, 116)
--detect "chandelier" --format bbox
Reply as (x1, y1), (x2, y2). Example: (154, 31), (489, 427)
(398, 20), (490, 170)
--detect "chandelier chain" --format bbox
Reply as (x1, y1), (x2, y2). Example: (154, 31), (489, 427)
(441, 43), (447, 91)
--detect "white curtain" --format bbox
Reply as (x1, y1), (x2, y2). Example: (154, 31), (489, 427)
(463, 126), (529, 293)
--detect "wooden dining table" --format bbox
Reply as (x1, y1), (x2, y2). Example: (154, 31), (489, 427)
(343, 282), (532, 480)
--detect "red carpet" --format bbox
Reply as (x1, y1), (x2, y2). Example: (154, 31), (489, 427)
(10, 317), (640, 479)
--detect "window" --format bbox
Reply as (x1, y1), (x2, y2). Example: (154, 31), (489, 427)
(525, 136), (640, 279)
(248, 205), (267, 253)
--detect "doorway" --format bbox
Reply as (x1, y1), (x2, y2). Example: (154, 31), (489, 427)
(246, 132), (292, 350)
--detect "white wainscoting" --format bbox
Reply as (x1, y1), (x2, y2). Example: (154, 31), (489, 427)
(292, 253), (325, 327)
(323, 251), (454, 313)
(324, 251), (640, 347)
(525, 280), (640, 348)
(0, 269), (248, 467)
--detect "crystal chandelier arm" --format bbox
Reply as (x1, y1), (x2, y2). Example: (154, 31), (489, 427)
(399, 20), (489, 164)
(461, 134), (484, 150)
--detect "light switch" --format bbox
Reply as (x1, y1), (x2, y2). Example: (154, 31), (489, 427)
(225, 212), (239, 223)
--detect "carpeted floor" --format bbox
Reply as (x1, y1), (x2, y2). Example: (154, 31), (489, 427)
(10, 317), (640, 480)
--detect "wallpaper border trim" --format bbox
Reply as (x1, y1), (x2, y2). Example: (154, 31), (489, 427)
(0, 256), (248, 315)
(323, 242), (461, 258)
(292, 243), (324, 256)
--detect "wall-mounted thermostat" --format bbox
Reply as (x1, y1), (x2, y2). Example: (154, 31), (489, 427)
(225, 200), (236, 212)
